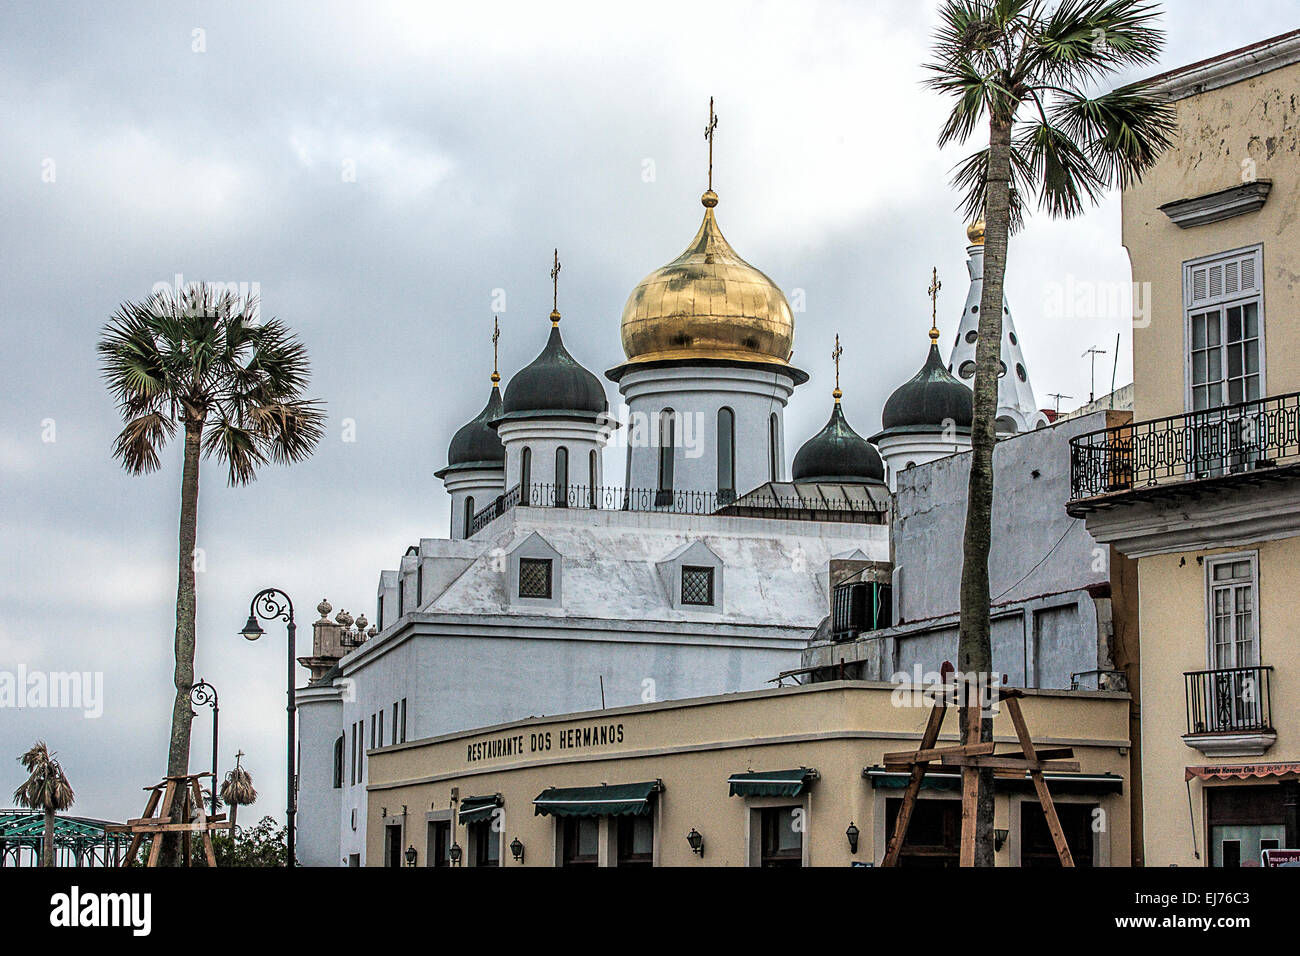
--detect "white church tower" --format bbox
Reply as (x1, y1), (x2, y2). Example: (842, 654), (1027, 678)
(434, 320), (506, 540)
(945, 221), (1049, 434)
(494, 251), (611, 507)
(606, 103), (805, 503)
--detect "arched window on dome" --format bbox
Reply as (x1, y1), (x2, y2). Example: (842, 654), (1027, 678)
(657, 409), (676, 506)
(463, 495), (475, 539)
(555, 446), (569, 508)
(768, 413), (780, 482)
(717, 407), (736, 503)
(589, 450), (598, 509)
(520, 447), (532, 504)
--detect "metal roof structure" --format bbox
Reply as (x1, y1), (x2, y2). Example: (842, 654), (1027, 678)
(0, 809), (130, 867)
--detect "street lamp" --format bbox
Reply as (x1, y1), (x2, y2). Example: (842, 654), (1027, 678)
(239, 588), (298, 868)
(509, 837), (525, 863)
(686, 828), (704, 856)
(448, 842), (463, 866)
(189, 679), (219, 817)
(404, 845), (417, 867)
(845, 821), (860, 855)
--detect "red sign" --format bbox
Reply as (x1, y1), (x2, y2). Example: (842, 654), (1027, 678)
(1185, 763), (1300, 781)
(1262, 849), (1300, 867)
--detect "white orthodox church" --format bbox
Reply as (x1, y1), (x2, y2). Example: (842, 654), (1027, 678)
(295, 158), (1047, 865)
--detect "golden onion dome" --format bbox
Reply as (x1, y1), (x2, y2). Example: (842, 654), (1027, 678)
(619, 191), (794, 366)
(966, 220), (986, 245)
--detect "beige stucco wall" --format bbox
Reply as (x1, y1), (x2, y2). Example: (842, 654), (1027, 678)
(364, 681), (1131, 867)
(1122, 59), (1300, 423)
(1138, 537), (1300, 866)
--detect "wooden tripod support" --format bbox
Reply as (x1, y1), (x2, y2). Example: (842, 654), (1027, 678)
(879, 688), (1075, 867)
(106, 773), (231, 867)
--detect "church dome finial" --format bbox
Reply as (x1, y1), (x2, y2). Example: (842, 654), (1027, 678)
(966, 220), (985, 245)
(617, 97), (794, 368)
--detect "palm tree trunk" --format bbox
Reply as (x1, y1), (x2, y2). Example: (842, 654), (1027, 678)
(42, 809), (54, 867)
(161, 418), (202, 865)
(958, 115), (1013, 867)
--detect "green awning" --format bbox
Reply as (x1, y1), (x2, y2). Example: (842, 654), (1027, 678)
(863, 767), (1124, 795)
(533, 781), (661, 818)
(728, 768), (818, 798)
(458, 795), (501, 826)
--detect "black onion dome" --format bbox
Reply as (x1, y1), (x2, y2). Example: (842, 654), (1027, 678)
(436, 385), (505, 477)
(880, 344), (974, 430)
(500, 325), (607, 417)
(792, 402), (885, 483)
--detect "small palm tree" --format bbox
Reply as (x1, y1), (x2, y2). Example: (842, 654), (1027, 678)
(99, 284), (325, 864)
(925, 0), (1175, 864)
(13, 742), (75, 867)
(220, 756), (258, 833)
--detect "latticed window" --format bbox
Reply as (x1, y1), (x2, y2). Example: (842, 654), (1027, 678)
(681, 566), (714, 606)
(519, 558), (553, 599)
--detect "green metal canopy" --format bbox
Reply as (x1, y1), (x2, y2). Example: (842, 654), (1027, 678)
(727, 768), (819, 798)
(458, 794), (501, 826)
(533, 781), (661, 818)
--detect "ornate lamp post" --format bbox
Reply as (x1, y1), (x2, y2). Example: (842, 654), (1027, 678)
(240, 588), (297, 868)
(189, 679), (220, 817)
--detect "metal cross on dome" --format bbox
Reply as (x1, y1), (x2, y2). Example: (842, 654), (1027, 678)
(491, 315), (501, 384)
(704, 96), (719, 192)
(550, 248), (561, 313)
(928, 266), (942, 332)
(832, 333), (843, 391)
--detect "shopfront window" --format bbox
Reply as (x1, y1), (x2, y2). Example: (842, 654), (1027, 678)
(760, 806), (803, 867)
(427, 820), (451, 867)
(562, 817), (599, 867)
(617, 815), (654, 867)
(1019, 801), (1097, 867)
(471, 821), (500, 867)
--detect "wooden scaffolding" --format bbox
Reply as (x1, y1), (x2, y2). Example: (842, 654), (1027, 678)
(105, 773), (230, 867)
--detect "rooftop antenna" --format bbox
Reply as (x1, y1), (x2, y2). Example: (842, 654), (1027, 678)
(1083, 345), (1107, 403)
(1109, 332), (1121, 409)
(1048, 392), (1073, 414)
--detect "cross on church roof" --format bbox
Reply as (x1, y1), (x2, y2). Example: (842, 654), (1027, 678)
(831, 333), (843, 402)
(550, 248), (562, 323)
(928, 267), (942, 343)
(704, 96), (719, 193)
(491, 316), (501, 386)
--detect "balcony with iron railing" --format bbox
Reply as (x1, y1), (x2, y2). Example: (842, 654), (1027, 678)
(468, 482), (886, 537)
(1183, 665), (1276, 755)
(1067, 390), (1300, 510)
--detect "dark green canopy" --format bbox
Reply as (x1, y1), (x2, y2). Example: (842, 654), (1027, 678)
(727, 768), (818, 798)
(458, 794), (501, 826)
(533, 781), (661, 818)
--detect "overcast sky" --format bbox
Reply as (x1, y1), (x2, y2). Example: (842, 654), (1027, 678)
(2, 1), (1294, 826)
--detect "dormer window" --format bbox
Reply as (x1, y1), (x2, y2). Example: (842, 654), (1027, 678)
(681, 566), (715, 606)
(518, 557), (553, 599)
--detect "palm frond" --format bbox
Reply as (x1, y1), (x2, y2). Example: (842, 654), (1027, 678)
(1032, 0), (1166, 83)
(13, 742), (75, 813)
(950, 144), (1034, 231)
(1051, 81), (1177, 187)
(248, 400), (328, 466)
(1015, 120), (1108, 217)
(110, 412), (177, 475)
(220, 765), (258, 807)
(201, 418), (269, 486)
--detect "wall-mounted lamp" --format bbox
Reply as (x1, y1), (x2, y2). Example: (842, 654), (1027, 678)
(449, 842), (463, 866)
(510, 837), (525, 863)
(994, 828), (1009, 852)
(686, 828), (704, 857)
(845, 821), (860, 855)
(404, 844), (417, 867)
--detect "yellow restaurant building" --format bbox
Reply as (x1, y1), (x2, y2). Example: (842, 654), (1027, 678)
(365, 680), (1131, 867)
(1069, 30), (1300, 866)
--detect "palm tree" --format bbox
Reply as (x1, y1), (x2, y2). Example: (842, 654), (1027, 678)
(219, 754), (258, 833)
(925, 0), (1175, 864)
(13, 742), (75, 867)
(98, 284), (325, 864)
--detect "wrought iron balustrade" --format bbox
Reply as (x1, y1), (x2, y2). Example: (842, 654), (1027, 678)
(1184, 665), (1273, 736)
(1069, 390), (1300, 500)
(467, 482), (884, 536)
